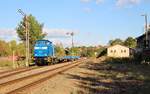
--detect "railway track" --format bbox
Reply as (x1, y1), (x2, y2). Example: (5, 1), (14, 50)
(0, 59), (85, 94)
(0, 67), (26, 74)
(0, 66), (39, 79)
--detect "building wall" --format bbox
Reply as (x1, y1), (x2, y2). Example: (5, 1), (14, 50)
(137, 34), (150, 49)
(107, 45), (129, 58)
(137, 38), (143, 48)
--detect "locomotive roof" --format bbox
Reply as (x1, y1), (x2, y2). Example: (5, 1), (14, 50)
(36, 40), (52, 43)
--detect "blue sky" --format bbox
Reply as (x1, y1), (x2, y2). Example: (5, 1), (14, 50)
(0, 0), (150, 46)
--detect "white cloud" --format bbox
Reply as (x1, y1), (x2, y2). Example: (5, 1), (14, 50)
(0, 29), (18, 41)
(116, 0), (141, 7)
(43, 28), (79, 38)
(81, 0), (104, 13)
(95, 0), (104, 5)
(80, 0), (92, 3)
(83, 7), (93, 13)
(43, 28), (80, 47)
(81, 0), (104, 4)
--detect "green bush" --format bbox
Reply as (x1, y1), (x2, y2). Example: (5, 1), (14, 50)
(97, 48), (107, 58)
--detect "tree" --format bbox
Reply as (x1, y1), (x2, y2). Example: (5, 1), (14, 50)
(96, 47), (107, 58)
(55, 44), (65, 57)
(80, 46), (96, 57)
(15, 43), (26, 56)
(0, 40), (10, 56)
(109, 38), (123, 46)
(124, 37), (136, 48)
(63, 47), (80, 56)
(9, 40), (17, 54)
(16, 14), (46, 54)
(70, 47), (80, 56)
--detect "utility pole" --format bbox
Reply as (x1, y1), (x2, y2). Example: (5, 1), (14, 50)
(141, 14), (149, 48)
(71, 32), (74, 48)
(27, 16), (30, 65)
(18, 9), (29, 67)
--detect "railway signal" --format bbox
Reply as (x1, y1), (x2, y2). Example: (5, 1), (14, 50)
(66, 32), (75, 55)
(18, 9), (29, 67)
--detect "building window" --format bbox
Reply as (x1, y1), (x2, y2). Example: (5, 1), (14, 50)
(124, 50), (126, 53)
(121, 50), (123, 53)
(110, 50), (113, 53)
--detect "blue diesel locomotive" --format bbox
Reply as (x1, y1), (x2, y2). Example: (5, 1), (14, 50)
(33, 40), (80, 65)
(34, 40), (56, 65)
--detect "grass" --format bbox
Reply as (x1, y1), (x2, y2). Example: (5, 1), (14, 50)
(68, 58), (150, 94)
(0, 60), (13, 67)
(102, 58), (150, 94)
(0, 60), (26, 68)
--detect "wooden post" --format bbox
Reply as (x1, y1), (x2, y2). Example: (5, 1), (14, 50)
(12, 51), (15, 68)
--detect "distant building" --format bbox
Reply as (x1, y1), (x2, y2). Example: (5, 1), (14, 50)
(136, 32), (150, 49)
(107, 44), (130, 58)
(136, 25), (150, 49)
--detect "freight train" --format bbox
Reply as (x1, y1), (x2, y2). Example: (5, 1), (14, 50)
(33, 40), (80, 65)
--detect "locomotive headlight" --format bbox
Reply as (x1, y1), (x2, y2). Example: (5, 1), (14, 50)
(34, 47), (40, 49)
(42, 47), (48, 49)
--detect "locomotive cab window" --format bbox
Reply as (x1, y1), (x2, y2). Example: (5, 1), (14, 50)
(46, 42), (50, 45)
